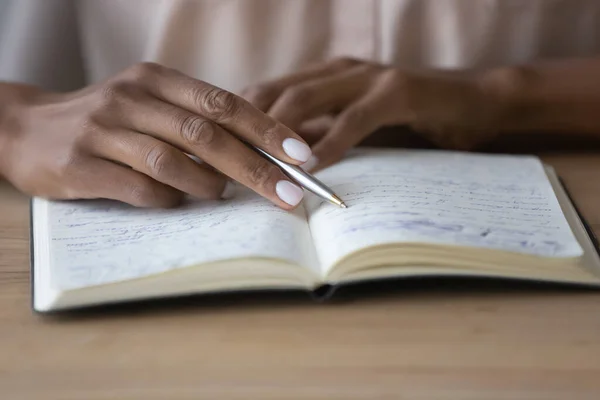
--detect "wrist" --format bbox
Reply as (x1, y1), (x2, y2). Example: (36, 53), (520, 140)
(477, 65), (548, 134)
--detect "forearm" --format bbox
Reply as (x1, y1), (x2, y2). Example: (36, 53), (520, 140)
(483, 57), (600, 136)
(0, 82), (42, 178)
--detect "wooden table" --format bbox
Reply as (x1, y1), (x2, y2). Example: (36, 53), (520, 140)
(2, 150), (600, 400)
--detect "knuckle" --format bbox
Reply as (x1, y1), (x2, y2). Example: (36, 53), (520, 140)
(126, 62), (163, 82)
(242, 83), (278, 106)
(383, 68), (409, 87)
(99, 84), (118, 102)
(100, 83), (123, 103)
(76, 117), (104, 148)
(195, 87), (241, 121)
(332, 57), (360, 70)
(98, 81), (135, 109)
(355, 62), (381, 75)
(178, 115), (218, 148)
(80, 116), (103, 135)
(55, 152), (82, 179)
(283, 85), (313, 106)
(255, 121), (279, 145)
(341, 106), (370, 127)
(144, 144), (176, 177)
(129, 181), (156, 206)
(129, 179), (180, 208)
(241, 83), (266, 99)
(245, 160), (277, 190)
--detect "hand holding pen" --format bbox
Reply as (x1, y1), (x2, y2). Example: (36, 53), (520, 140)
(1, 62), (344, 210)
(252, 147), (347, 208)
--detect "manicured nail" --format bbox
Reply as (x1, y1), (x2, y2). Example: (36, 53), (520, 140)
(221, 181), (236, 199)
(282, 138), (312, 163)
(276, 180), (304, 206)
(301, 155), (319, 172)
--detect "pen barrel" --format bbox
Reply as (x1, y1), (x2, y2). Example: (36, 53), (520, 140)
(280, 165), (337, 200)
(253, 147), (339, 204)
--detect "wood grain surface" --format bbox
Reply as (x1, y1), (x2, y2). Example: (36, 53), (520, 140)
(1, 150), (600, 400)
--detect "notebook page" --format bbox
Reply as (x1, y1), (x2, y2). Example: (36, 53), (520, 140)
(46, 186), (318, 290)
(305, 149), (583, 272)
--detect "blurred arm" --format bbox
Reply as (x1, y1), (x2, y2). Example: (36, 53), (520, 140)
(485, 57), (600, 137)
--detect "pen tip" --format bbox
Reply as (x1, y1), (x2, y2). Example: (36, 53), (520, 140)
(331, 194), (347, 209)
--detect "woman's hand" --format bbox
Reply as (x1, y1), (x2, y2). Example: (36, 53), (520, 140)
(242, 58), (513, 171)
(0, 63), (313, 208)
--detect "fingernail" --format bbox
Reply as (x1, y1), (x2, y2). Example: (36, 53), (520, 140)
(282, 138), (312, 163)
(276, 180), (304, 206)
(221, 181), (236, 199)
(301, 155), (319, 172)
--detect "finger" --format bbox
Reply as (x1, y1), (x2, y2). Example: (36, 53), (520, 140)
(92, 129), (230, 200)
(121, 98), (305, 209)
(134, 63), (312, 165)
(267, 64), (376, 130)
(297, 116), (335, 145)
(73, 158), (183, 208)
(310, 101), (383, 172)
(241, 57), (361, 111)
(308, 70), (409, 171)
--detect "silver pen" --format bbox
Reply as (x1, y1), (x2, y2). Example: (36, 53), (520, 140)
(253, 147), (347, 208)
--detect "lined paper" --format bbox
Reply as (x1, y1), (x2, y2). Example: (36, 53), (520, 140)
(48, 187), (317, 290)
(306, 149), (583, 270)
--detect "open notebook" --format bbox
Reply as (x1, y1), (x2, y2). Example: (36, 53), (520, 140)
(30, 149), (600, 312)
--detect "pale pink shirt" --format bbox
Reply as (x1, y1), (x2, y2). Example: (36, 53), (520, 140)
(1, 0), (600, 94)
